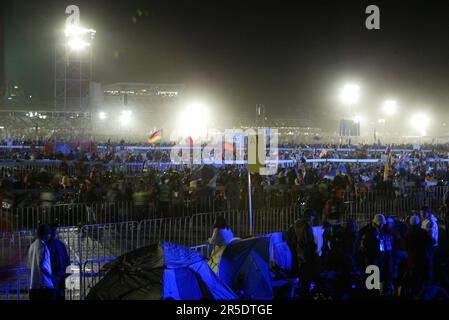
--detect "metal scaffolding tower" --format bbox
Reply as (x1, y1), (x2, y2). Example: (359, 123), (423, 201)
(54, 42), (93, 112)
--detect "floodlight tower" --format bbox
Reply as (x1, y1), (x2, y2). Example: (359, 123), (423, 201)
(54, 10), (96, 113)
(0, 4), (5, 105)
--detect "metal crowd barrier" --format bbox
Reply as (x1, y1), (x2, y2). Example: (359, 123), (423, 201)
(5, 157), (449, 179)
(3, 185), (449, 300)
(0, 192), (299, 233)
(0, 202), (138, 233)
(343, 186), (448, 220)
(0, 204), (301, 300)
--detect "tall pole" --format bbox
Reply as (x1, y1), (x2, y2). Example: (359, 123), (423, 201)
(247, 171), (253, 237)
(0, 2), (5, 105)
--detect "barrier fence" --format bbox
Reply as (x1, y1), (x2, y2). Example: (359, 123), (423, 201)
(0, 205), (301, 300)
(1, 160), (297, 178)
(5, 156), (449, 178)
(2, 186), (448, 300)
(343, 186), (449, 223)
(0, 192), (299, 233)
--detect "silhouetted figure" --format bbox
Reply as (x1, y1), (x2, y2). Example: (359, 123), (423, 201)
(47, 224), (70, 300)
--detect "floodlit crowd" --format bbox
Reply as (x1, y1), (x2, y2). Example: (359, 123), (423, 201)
(0, 141), (446, 300)
(3, 151), (449, 217)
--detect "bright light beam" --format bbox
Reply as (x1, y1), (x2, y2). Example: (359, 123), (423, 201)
(354, 115), (364, 123)
(410, 113), (430, 136)
(119, 110), (133, 126)
(67, 38), (90, 51)
(64, 24), (96, 51)
(98, 112), (107, 120)
(383, 100), (398, 116)
(339, 84), (360, 106)
(177, 103), (210, 138)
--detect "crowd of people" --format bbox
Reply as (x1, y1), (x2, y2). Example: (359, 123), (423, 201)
(2, 137), (449, 162)
(282, 206), (449, 299)
(3, 148), (449, 220)
(207, 206), (449, 300)
(0, 139), (446, 300)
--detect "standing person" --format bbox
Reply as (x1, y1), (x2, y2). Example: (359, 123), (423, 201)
(27, 225), (55, 301)
(286, 209), (318, 299)
(208, 216), (236, 248)
(403, 215), (434, 297)
(359, 214), (387, 297)
(157, 175), (171, 216)
(207, 216), (239, 273)
(47, 224), (70, 300)
(420, 206), (439, 249)
(361, 214), (386, 268)
(224, 174), (240, 210)
(382, 217), (397, 295)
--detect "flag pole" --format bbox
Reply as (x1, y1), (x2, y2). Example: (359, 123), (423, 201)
(248, 171), (253, 237)
(158, 128), (162, 171)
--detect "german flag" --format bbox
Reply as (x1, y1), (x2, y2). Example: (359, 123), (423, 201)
(221, 143), (235, 153)
(148, 130), (161, 144)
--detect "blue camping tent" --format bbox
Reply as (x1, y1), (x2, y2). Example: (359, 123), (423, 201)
(215, 237), (273, 300)
(86, 243), (237, 300)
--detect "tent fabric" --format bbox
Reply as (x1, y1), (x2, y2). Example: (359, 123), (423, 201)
(163, 242), (205, 269)
(217, 237), (273, 300)
(87, 242), (237, 300)
(171, 267), (206, 300)
(163, 269), (181, 300)
(263, 232), (293, 272)
(189, 260), (239, 300)
(86, 265), (164, 300)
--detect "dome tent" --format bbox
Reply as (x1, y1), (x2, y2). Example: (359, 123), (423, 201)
(213, 237), (273, 300)
(86, 242), (238, 300)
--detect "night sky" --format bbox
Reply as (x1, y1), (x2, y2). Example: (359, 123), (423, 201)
(3, 0), (449, 125)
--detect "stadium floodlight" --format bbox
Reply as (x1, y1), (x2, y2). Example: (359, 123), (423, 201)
(383, 100), (398, 116)
(339, 83), (360, 106)
(178, 102), (210, 138)
(119, 110), (133, 126)
(64, 24), (96, 51)
(64, 24), (96, 38)
(354, 115), (364, 123)
(67, 38), (91, 51)
(98, 112), (107, 120)
(410, 112), (430, 136)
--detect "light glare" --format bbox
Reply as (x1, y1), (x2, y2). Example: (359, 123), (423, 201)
(339, 84), (360, 105)
(64, 24), (96, 51)
(410, 113), (430, 136)
(119, 110), (133, 126)
(67, 38), (90, 51)
(178, 103), (210, 138)
(383, 100), (398, 115)
(354, 115), (364, 123)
